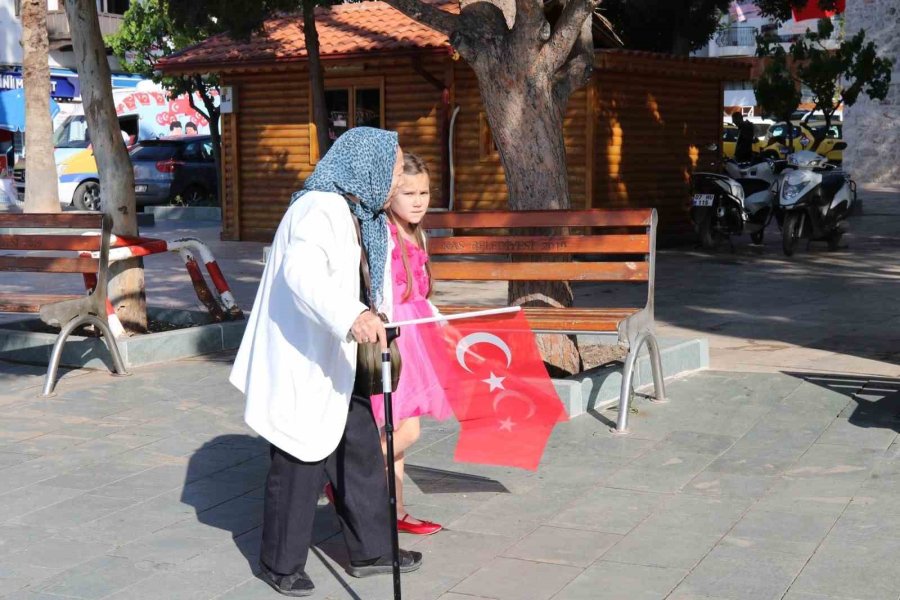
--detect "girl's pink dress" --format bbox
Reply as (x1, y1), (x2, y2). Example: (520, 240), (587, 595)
(370, 223), (453, 427)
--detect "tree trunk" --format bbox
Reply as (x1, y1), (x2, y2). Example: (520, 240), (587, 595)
(64, 0), (147, 333)
(21, 0), (60, 213)
(384, 0), (595, 374)
(470, 56), (580, 375)
(189, 79), (222, 206)
(208, 106), (223, 205)
(304, 1), (331, 155)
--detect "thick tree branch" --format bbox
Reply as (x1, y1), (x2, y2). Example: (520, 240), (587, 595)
(553, 16), (593, 104)
(188, 75), (212, 121)
(381, 0), (459, 37)
(542, 0), (595, 73)
(514, 0), (547, 36)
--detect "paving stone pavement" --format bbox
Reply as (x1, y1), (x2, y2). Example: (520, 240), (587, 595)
(1, 190), (897, 598)
(0, 356), (899, 599)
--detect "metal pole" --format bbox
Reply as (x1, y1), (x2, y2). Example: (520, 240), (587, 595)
(381, 326), (402, 600)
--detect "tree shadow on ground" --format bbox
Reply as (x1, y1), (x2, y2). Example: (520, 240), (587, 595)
(574, 192), (900, 371)
(783, 371), (900, 433)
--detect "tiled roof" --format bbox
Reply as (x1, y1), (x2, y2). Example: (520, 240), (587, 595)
(159, 0), (457, 71)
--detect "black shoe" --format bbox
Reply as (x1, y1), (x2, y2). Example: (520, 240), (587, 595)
(347, 549), (423, 578)
(258, 563), (315, 597)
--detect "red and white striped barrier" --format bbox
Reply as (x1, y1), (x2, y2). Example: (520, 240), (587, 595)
(80, 267), (127, 338)
(85, 234), (244, 327)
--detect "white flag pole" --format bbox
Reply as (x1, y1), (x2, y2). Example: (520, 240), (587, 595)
(385, 305), (521, 329)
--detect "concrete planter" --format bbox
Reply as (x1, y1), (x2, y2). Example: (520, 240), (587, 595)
(0, 308), (245, 371)
(553, 337), (709, 418)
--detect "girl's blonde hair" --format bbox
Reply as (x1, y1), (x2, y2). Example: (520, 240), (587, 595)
(388, 153), (433, 300)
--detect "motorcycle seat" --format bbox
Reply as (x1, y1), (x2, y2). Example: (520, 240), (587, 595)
(821, 173), (845, 197)
(736, 178), (771, 196)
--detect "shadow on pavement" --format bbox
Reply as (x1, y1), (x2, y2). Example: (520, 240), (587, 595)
(784, 371), (900, 432)
(180, 434), (350, 581)
(405, 464), (510, 494)
(574, 192), (900, 371)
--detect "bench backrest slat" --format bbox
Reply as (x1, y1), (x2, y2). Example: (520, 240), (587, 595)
(0, 234), (103, 252)
(0, 256), (99, 274)
(428, 234), (650, 255)
(425, 208), (653, 229)
(431, 261), (649, 282)
(0, 213), (105, 229)
(423, 208), (658, 316)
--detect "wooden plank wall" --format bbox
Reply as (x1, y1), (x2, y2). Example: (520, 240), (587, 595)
(591, 53), (725, 235)
(385, 56), (448, 205)
(219, 51), (739, 241)
(220, 55), (447, 241)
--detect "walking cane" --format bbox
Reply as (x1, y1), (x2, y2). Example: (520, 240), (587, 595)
(381, 326), (402, 600)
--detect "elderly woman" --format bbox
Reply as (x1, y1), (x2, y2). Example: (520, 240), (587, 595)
(230, 127), (422, 597)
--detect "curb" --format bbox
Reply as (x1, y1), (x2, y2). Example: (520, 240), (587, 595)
(0, 308), (245, 371)
(552, 337), (710, 418)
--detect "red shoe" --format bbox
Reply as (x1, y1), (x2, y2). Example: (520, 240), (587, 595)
(324, 483), (335, 504)
(397, 514), (442, 535)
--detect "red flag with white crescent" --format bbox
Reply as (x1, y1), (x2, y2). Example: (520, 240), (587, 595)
(423, 310), (567, 470)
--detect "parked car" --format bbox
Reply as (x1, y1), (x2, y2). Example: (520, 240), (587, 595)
(722, 124), (739, 158)
(757, 122), (845, 164)
(130, 136), (218, 207)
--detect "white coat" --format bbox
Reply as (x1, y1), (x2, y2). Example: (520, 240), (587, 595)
(229, 190), (393, 461)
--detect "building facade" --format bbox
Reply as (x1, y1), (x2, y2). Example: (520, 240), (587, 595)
(842, 0), (900, 184)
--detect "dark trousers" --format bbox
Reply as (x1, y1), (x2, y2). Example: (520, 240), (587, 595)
(260, 394), (392, 575)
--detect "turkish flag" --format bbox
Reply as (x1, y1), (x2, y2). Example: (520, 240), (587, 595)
(792, 0), (844, 22)
(423, 311), (567, 471)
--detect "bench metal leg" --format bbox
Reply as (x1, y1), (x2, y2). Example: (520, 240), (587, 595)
(646, 333), (668, 405)
(613, 333), (645, 435)
(43, 315), (129, 397)
(612, 332), (667, 435)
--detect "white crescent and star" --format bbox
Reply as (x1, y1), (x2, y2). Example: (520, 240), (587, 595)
(455, 332), (512, 373)
(492, 390), (537, 421)
(454, 331), (534, 431)
(482, 372), (505, 392)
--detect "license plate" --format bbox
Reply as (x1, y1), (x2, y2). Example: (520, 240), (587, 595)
(134, 185), (148, 193)
(692, 194), (714, 207)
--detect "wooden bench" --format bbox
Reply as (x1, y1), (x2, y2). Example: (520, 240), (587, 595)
(0, 212), (127, 396)
(424, 208), (665, 433)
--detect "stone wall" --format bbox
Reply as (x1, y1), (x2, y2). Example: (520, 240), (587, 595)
(843, 0), (900, 184)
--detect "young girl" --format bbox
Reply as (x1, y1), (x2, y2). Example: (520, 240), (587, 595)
(370, 153), (452, 535)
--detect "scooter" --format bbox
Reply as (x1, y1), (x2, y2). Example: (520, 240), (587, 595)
(777, 150), (856, 256)
(690, 154), (786, 250)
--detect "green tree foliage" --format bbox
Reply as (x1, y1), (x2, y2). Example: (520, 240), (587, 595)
(167, 0), (310, 39)
(754, 43), (802, 130)
(165, 0), (334, 154)
(754, 14), (892, 131)
(601, 0), (731, 55)
(790, 18), (892, 128)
